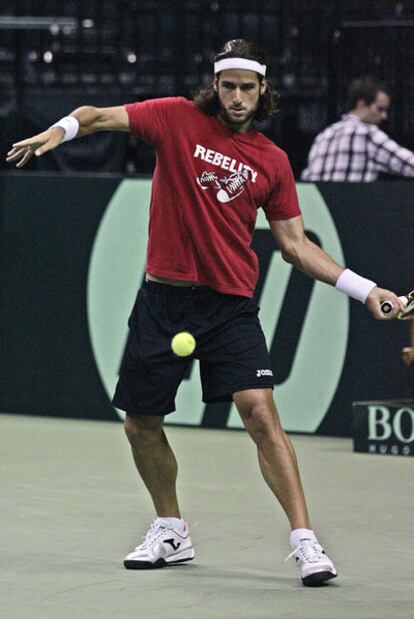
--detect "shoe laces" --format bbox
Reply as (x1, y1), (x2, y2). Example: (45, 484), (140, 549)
(136, 522), (166, 551)
(285, 538), (324, 564)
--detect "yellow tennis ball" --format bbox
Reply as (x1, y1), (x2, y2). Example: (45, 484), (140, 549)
(171, 332), (196, 357)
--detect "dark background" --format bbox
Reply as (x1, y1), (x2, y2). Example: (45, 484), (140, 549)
(1, 0), (414, 177)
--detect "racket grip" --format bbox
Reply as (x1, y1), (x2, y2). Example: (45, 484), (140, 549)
(381, 296), (408, 315)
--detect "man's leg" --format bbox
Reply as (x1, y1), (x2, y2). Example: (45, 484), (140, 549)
(124, 413), (181, 517)
(233, 388), (310, 529)
(123, 413), (195, 569)
(233, 387), (336, 585)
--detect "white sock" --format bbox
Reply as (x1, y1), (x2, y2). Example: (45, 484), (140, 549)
(155, 516), (186, 532)
(290, 528), (317, 548)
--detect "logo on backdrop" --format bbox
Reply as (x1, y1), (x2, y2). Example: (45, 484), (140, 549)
(353, 402), (414, 456)
(87, 181), (349, 432)
(358, 404), (414, 456)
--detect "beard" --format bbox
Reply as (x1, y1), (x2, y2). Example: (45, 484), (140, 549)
(219, 105), (256, 128)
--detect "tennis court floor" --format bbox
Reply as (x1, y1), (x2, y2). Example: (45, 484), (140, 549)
(1, 413), (413, 618)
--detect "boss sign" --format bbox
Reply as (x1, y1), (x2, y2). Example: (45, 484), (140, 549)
(353, 401), (414, 456)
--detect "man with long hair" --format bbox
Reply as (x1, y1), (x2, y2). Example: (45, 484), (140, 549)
(7, 39), (402, 587)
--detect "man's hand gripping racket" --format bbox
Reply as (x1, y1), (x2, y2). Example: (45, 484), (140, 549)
(381, 290), (414, 319)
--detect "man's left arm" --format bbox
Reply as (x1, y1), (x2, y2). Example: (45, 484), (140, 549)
(370, 129), (414, 178)
(269, 215), (402, 320)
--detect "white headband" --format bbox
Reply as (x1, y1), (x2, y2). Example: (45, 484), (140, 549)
(214, 57), (267, 77)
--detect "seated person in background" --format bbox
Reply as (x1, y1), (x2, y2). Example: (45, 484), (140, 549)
(301, 76), (414, 182)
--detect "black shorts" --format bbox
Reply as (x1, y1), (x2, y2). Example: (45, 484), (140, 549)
(112, 281), (274, 416)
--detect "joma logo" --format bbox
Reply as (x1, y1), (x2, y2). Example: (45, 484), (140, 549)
(256, 369), (273, 377)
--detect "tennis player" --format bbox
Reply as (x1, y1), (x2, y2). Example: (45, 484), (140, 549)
(6, 39), (403, 587)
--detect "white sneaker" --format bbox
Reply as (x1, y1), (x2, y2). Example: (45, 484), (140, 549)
(286, 537), (337, 586)
(124, 518), (195, 569)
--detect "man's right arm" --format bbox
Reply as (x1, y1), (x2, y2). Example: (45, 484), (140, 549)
(73, 105), (130, 135)
(6, 105), (129, 168)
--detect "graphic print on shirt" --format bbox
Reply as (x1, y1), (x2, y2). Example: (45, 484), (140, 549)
(194, 143), (258, 204)
(196, 169), (249, 203)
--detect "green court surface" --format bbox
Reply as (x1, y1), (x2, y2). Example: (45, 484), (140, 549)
(1, 414), (413, 619)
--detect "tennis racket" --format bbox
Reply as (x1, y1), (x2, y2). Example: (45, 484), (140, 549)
(381, 290), (414, 319)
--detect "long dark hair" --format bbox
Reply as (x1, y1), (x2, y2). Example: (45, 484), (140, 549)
(193, 39), (280, 122)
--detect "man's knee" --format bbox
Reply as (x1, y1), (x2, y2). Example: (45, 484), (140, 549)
(124, 414), (164, 446)
(247, 407), (279, 443)
(235, 391), (282, 445)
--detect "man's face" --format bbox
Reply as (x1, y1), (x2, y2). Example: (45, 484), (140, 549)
(359, 91), (391, 125)
(214, 69), (267, 132)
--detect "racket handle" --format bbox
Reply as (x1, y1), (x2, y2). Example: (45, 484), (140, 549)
(381, 296), (408, 315)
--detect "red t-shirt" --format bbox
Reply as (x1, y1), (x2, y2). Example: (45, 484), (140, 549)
(125, 97), (301, 297)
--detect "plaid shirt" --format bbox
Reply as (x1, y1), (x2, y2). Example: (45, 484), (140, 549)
(301, 114), (414, 182)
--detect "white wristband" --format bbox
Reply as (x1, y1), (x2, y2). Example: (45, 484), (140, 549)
(335, 269), (377, 303)
(50, 116), (79, 142)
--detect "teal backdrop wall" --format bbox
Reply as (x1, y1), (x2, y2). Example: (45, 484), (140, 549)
(1, 174), (413, 435)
